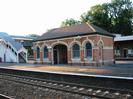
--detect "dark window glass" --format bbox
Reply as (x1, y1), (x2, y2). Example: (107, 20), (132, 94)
(72, 44), (80, 58)
(37, 47), (40, 59)
(85, 42), (92, 58)
(44, 46), (48, 58)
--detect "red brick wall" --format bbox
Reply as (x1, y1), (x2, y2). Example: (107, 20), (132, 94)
(67, 49), (71, 62)
(92, 49), (98, 61)
(101, 36), (113, 46)
(103, 49), (114, 60)
(33, 51), (37, 61)
(40, 51), (43, 63)
(80, 49), (84, 62)
(48, 51), (52, 61)
(34, 34), (114, 66)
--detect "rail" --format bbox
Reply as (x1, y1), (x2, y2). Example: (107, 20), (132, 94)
(0, 69), (132, 99)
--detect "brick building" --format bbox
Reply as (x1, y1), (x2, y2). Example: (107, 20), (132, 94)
(33, 23), (114, 66)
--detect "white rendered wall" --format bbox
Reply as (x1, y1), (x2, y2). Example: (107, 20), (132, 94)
(6, 49), (17, 62)
(0, 44), (5, 62)
(0, 44), (17, 62)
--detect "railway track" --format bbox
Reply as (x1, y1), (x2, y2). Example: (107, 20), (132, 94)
(0, 94), (13, 99)
(0, 72), (132, 99)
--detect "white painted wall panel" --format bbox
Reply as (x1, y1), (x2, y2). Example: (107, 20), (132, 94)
(0, 44), (5, 62)
(0, 44), (17, 62)
(6, 49), (17, 62)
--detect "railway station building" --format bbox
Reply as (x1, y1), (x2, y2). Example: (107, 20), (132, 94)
(114, 35), (133, 60)
(33, 23), (114, 66)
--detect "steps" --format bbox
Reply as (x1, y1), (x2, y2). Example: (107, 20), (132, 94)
(0, 32), (27, 63)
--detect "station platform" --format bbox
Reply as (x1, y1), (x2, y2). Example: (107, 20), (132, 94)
(0, 61), (133, 78)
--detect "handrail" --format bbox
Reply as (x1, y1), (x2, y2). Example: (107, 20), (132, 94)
(0, 38), (27, 62)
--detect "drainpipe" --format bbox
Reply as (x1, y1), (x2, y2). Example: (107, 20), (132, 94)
(113, 37), (115, 64)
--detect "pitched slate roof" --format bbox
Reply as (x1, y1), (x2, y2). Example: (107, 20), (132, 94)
(0, 32), (22, 51)
(35, 23), (114, 41)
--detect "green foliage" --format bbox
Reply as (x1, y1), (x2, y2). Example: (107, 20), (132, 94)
(81, 4), (112, 32)
(110, 0), (133, 35)
(61, 18), (81, 27)
(80, 0), (133, 35)
(61, 0), (133, 35)
(28, 34), (39, 37)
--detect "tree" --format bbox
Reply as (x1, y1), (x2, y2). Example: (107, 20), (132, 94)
(61, 18), (80, 27)
(80, 4), (112, 32)
(80, 0), (133, 35)
(110, 0), (133, 35)
(60, 0), (133, 35)
(28, 34), (39, 38)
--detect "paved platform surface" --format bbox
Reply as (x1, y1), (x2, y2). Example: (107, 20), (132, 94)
(0, 61), (133, 78)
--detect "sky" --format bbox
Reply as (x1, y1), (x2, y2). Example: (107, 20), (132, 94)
(0, 0), (114, 36)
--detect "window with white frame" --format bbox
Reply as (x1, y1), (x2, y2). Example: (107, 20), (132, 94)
(44, 46), (48, 59)
(115, 50), (117, 55)
(128, 49), (132, 55)
(36, 47), (40, 59)
(116, 49), (120, 56)
(72, 44), (80, 58)
(85, 42), (92, 58)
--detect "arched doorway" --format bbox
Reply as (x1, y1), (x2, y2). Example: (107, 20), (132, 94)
(53, 44), (67, 64)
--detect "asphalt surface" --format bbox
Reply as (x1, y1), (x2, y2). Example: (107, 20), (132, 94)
(0, 61), (133, 78)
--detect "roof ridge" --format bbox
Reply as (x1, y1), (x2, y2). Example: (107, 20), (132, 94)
(86, 22), (96, 32)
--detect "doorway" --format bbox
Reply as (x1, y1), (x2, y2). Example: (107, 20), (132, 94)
(123, 49), (128, 58)
(53, 44), (67, 64)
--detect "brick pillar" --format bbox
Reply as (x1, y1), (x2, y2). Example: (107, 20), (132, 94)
(33, 51), (37, 61)
(92, 49), (96, 61)
(80, 47), (84, 65)
(40, 51), (43, 64)
(93, 47), (99, 66)
(33, 47), (37, 64)
(48, 48), (52, 64)
(67, 47), (71, 65)
(48, 51), (52, 61)
(39, 47), (43, 64)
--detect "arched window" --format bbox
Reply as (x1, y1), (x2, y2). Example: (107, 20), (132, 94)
(85, 42), (92, 58)
(44, 46), (48, 59)
(72, 44), (80, 58)
(37, 47), (40, 59)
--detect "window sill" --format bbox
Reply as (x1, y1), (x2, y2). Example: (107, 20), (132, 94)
(43, 58), (48, 60)
(72, 58), (80, 60)
(72, 58), (80, 63)
(43, 58), (50, 62)
(84, 58), (93, 61)
(36, 58), (40, 61)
